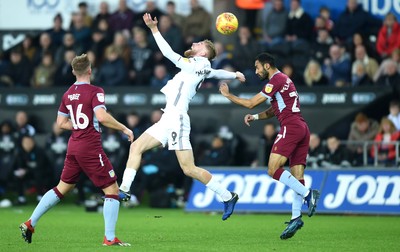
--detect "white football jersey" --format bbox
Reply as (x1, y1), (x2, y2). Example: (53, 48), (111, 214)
(153, 32), (236, 113)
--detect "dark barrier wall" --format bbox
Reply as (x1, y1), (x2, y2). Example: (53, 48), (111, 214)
(0, 86), (392, 136)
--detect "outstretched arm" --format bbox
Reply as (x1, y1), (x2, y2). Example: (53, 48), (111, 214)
(143, 13), (181, 65)
(207, 69), (246, 82)
(219, 82), (266, 109)
(95, 107), (134, 142)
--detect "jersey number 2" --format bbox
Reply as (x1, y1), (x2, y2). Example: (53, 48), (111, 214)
(289, 91), (300, 112)
(66, 104), (89, 129)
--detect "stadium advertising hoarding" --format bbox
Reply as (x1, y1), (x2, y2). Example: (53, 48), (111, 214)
(0, 86), (389, 107)
(185, 169), (400, 215)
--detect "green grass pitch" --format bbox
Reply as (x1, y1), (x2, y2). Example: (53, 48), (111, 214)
(2, 204), (399, 252)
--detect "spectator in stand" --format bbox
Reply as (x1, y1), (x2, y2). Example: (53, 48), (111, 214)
(0, 51), (9, 84)
(313, 16), (328, 37)
(21, 35), (37, 63)
(347, 112), (379, 166)
(211, 41), (232, 70)
(351, 61), (373, 86)
(376, 13), (400, 59)
(96, 45), (127, 87)
(108, 0), (135, 32)
(0, 120), (18, 204)
(90, 28), (108, 64)
(282, 62), (304, 86)
(255, 122), (278, 166)
(166, 1), (185, 29)
(311, 29), (333, 64)
(388, 100), (400, 131)
(323, 44), (351, 87)
(262, 0), (287, 46)
(150, 64), (170, 88)
(33, 32), (55, 66)
(15, 111), (36, 140)
(235, 0), (265, 34)
(321, 136), (351, 168)
(1, 48), (33, 87)
(112, 31), (131, 67)
(198, 135), (232, 166)
(54, 32), (83, 66)
(45, 121), (69, 185)
(70, 13), (92, 52)
(232, 26), (262, 86)
(348, 33), (379, 63)
(128, 26), (154, 86)
(125, 111), (146, 139)
(54, 50), (76, 86)
(77, 2), (92, 28)
(333, 0), (375, 44)
(13, 136), (50, 204)
(284, 0), (314, 44)
(86, 50), (99, 82)
(375, 60), (400, 99)
(96, 17), (114, 45)
(307, 133), (325, 169)
(374, 49), (400, 82)
(46, 13), (66, 48)
(319, 6), (334, 31)
(303, 59), (328, 87)
(370, 117), (400, 166)
(352, 45), (379, 81)
(31, 52), (57, 88)
(92, 1), (110, 29)
(136, 0), (164, 28)
(182, 0), (211, 47)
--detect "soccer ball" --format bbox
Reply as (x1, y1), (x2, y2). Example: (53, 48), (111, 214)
(216, 12), (238, 35)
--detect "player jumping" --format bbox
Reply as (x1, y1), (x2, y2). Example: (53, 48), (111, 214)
(219, 52), (320, 239)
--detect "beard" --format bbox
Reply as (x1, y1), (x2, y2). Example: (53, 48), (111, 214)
(184, 49), (195, 58)
(258, 68), (269, 81)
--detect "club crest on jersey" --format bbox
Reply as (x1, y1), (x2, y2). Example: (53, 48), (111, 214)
(264, 84), (273, 93)
(182, 57), (191, 63)
(97, 93), (105, 102)
(109, 170), (115, 178)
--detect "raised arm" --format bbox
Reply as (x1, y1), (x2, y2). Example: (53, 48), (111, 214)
(143, 13), (181, 65)
(219, 82), (266, 109)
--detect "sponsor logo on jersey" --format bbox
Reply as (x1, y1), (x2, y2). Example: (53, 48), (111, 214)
(264, 84), (273, 93)
(68, 94), (80, 101)
(97, 93), (105, 102)
(195, 69), (211, 76)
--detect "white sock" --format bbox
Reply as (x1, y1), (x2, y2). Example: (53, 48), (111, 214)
(206, 176), (232, 201)
(292, 190), (303, 219)
(119, 168), (137, 192)
(278, 170), (309, 197)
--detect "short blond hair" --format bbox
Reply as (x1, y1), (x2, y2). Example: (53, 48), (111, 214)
(204, 40), (216, 60)
(71, 53), (91, 76)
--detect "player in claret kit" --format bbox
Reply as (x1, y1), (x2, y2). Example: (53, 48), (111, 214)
(219, 52), (320, 239)
(118, 13), (245, 221)
(19, 54), (134, 246)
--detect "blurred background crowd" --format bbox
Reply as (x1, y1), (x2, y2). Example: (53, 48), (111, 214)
(0, 0), (400, 208)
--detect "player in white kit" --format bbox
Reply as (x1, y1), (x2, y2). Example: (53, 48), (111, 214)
(119, 13), (245, 220)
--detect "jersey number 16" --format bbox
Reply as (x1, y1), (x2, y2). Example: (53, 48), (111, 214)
(66, 104), (89, 129)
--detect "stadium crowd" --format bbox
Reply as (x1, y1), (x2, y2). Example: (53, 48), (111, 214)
(1, 0), (400, 207)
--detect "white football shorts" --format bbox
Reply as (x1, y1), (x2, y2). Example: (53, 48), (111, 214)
(145, 110), (192, 150)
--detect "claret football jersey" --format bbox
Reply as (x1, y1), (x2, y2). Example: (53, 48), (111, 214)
(260, 71), (306, 125)
(58, 82), (106, 155)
